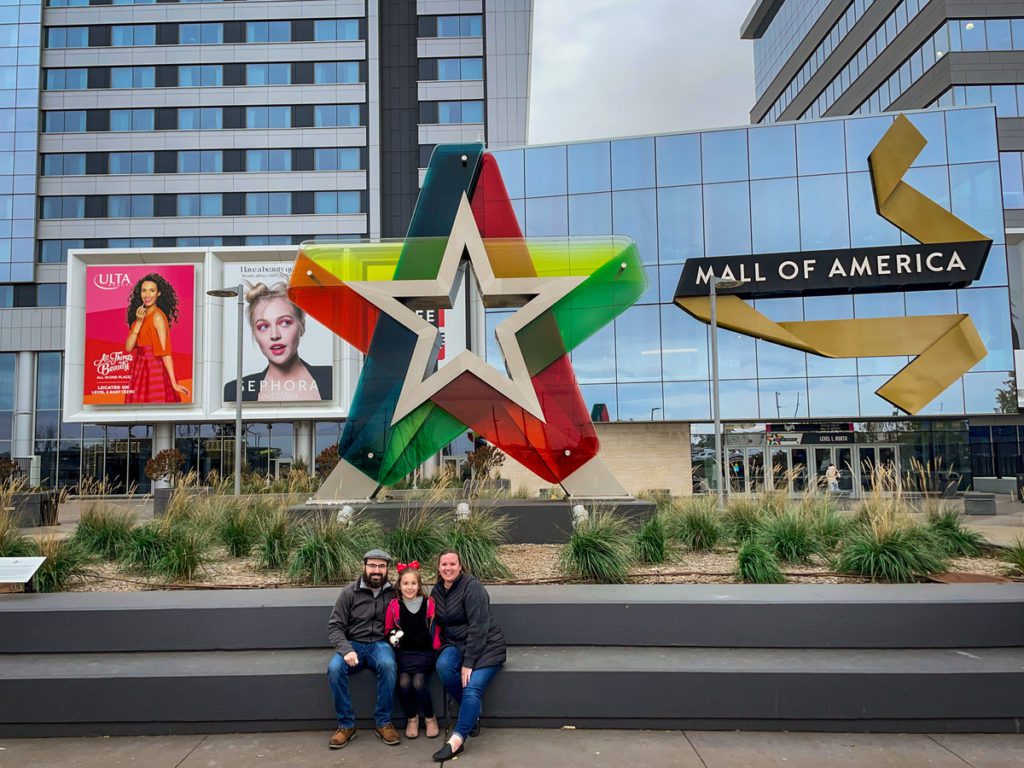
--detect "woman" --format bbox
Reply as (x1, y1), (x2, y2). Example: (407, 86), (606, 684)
(222, 281), (332, 402)
(385, 562), (441, 739)
(430, 549), (506, 762)
(124, 274), (189, 403)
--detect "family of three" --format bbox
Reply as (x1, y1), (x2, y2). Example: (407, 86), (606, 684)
(327, 547), (506, 762)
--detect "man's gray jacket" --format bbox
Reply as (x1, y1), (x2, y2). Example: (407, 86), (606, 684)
(327, 578), (396, 656)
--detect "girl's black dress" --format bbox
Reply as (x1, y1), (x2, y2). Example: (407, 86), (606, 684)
(397, 599), (436, 674)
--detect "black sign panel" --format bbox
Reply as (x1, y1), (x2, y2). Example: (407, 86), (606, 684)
(767, 422), (853, 433)
(805, 432), (853, 444)
(674, 240), (990, 300)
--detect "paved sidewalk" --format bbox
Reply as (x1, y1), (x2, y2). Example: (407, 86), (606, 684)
(1, 729), (1023, 768)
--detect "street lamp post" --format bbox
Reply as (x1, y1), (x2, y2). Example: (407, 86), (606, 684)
(208, 284), (244, 496)
(709, 276), (745, 511)
(650, 406), (661, 421)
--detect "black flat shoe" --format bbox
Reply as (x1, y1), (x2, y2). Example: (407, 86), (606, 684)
(470, 720), (481, 737)
(432, 742), (465, 762)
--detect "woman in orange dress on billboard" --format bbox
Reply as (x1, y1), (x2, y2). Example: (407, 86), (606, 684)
(124, 274), (190, 403)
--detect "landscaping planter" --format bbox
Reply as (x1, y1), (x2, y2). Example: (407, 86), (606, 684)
(9, 492), (43, 527)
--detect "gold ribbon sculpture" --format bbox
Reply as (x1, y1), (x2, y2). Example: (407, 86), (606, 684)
(675, 115), (991, 415)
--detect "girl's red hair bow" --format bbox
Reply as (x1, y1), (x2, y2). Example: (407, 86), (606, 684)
(397, 560), (420, 572)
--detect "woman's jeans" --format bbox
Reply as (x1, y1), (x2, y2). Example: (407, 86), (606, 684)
(435, 646), (501, 740)
(327, 641), (397, 728)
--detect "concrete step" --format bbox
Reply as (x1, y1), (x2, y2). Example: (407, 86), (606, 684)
(3, 583), (1024, 653)
(1, 646), (1022, 735)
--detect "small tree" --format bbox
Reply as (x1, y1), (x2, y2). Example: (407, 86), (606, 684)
(465, 442), (505, 485)
(145, 448), (185, 487)
(995, 374), (1018, 414)
(0, 457), (20, 484)
(316, 444), (340, 478)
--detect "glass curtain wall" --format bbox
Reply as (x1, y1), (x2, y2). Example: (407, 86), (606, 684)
(490, 107), (1011, 425)
(0, 0), (41, 282)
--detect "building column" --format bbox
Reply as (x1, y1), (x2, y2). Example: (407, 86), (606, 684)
(293, 421), (314, 473)
(421, 453), (439, 481)
(152, 422), (175, 490)
(12, 350), (34, 459)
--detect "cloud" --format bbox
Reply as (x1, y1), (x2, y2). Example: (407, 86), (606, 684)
(529, 0), (755, 144)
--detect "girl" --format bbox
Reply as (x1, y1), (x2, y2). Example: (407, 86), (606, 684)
(385, 561), (441, 739)
(124, 274), (189, 403)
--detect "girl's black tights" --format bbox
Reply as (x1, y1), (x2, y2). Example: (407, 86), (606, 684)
(398, 672), (435, 719)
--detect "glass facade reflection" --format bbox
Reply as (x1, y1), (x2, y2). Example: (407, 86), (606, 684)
(0, 0), (41, 282)
(490, 106), (1012, 427)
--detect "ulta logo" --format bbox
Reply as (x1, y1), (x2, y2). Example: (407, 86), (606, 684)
(93, 272), (132, 290)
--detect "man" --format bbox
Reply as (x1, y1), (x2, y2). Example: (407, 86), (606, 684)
(326, 548), (400, 749)
(825, 463), (841, 493)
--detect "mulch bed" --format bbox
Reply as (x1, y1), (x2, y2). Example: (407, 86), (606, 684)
(63, 544), (1016, 591)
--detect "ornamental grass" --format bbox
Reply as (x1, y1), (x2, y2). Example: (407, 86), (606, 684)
(386, 508), (449, 567)
(834, 464), (948, 582)
(0, 505), (34, 558)
(720, 498), (764, 545)
(70, 505), (135, 560)
(216, 500), (260, 558)
(288, 518), (358, 585)
(755, 509), (821, 565)
(445, 508), (512, 580)
(559, 510), (634, 584)
(633, 513), (668, 565)
(924, 506), (986, 558)
(735, 540), (786, 584)
(31, 536), (90, 593)
(1001, 536), (1024, 577)
(254, 509), (295, 571)
(664, 497), (722, 552)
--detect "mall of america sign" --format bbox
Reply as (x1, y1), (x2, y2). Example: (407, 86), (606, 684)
(675, 115), (993, 416)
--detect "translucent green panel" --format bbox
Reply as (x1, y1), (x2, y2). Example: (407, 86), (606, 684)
(396, 144), (484, 280)
(378, 401), (467, 485)
(518, 241), (645, 376)
(339, 313), (419, 478)
(524, 237), (635, 277)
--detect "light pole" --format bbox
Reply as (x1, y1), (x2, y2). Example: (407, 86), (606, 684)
(208, 284), (244, 496)
(709, 276), (745, 510)
(650, 406), (661, 421)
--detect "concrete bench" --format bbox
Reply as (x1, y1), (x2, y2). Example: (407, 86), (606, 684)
(964, 491), (998, 516)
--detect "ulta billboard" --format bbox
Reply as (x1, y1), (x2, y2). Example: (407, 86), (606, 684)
(83, 265), (196, 405)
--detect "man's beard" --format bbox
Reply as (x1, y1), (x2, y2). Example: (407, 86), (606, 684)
(364, 571), (385, 588)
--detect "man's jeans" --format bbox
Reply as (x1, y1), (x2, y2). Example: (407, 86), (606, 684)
(435, 646), (501, 739)
(327, 641), (397, 728)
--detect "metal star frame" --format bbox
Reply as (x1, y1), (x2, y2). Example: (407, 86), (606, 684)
(289, 144), (646, 499)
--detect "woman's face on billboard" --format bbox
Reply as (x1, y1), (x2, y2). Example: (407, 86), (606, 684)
(252, 297), (302, 365)
(140, 280), (160, 308)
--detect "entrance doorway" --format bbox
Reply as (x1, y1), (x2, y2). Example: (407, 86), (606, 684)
(768, 447), (809, 493)
(812, 446), (854, 493)
(727, 447), (766, 494)
(857, 444), (899, 493)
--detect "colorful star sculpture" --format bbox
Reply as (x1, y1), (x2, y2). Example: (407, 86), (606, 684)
(288, 144), (645, 498)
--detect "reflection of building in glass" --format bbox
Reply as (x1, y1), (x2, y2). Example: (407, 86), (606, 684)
(488, 105), (1019, 495)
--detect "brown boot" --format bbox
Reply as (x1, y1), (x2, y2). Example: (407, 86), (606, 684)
(329, 727), (357, 749)
(375, 723), (401, 745)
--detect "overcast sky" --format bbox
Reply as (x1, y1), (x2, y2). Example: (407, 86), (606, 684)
(528, 0), (756, 144)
